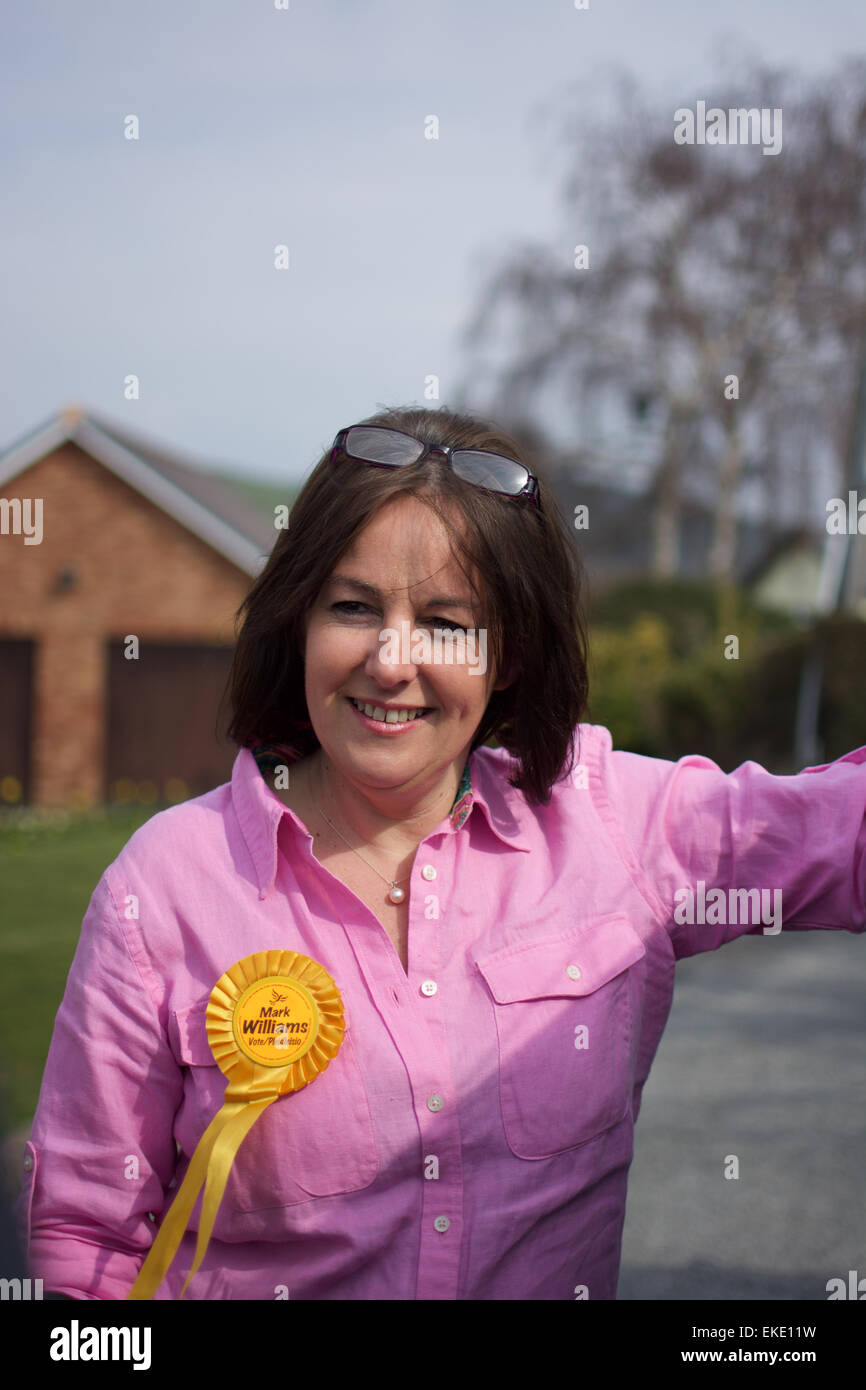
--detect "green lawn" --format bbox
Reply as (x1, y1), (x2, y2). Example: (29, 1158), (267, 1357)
(0, 807), (156, 1130)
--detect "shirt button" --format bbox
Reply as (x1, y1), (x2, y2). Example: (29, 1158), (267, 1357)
(566, 964), (582, 980)
(22, 1153), (33, 1172)
(427, 1093), (444, 1112)
(434, 1216), (450, 1233)
(421, 980), (438, 996)
(421, 865), (437, 881)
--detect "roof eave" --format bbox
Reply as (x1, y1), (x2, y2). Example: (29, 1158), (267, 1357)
(0, 416), (269, 576)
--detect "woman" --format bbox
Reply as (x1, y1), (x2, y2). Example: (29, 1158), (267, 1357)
(19, 404), (866, 1300)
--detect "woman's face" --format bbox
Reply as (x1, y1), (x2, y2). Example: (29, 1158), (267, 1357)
(302, 493), (508, 800)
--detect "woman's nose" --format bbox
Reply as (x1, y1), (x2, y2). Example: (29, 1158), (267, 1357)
(366, 617), (422, 683)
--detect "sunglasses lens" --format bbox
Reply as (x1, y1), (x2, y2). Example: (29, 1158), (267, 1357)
(335, 427), (536, 502)
(452, 450), (531, 495)
(343, 427), (424, 467)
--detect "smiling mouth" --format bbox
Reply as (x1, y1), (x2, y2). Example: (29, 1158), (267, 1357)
(348, 696), (432, 724)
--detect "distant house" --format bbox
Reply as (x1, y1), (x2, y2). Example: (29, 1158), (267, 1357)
(549, 464), (866, 618)
(0, 406), (288, 809)
(746, 527), (866, 623)
(549, 470), (780, 589)
(744, 529), (824, 620)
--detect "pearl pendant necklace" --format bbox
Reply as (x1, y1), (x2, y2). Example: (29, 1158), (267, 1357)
(309, 771), (410, 906)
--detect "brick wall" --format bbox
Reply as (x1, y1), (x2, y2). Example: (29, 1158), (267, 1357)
(0, 442), (255, 806)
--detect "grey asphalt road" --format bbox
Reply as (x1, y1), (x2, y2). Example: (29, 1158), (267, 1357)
(617, 928), (866, 1300)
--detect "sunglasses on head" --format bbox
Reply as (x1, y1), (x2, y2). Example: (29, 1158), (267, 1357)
(329, 424), (540, 507)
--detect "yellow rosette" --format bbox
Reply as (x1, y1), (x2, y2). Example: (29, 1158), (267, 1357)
(127, 949), (345, 1300)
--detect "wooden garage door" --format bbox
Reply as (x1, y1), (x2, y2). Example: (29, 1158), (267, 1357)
(0, 638), (33, 805)
(105, 641), (237, 805)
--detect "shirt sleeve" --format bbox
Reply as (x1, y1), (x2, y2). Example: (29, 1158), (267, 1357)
(15, 869), (183, 1300)
(594, 732), (866, 959)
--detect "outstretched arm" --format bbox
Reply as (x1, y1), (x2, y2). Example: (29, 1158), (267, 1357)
(595, 733), (866, 957)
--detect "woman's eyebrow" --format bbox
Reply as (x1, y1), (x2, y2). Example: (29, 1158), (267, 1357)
(326, 574), (477, 612)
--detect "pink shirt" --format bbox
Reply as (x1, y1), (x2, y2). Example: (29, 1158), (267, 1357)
(18, 726), (866, 1300)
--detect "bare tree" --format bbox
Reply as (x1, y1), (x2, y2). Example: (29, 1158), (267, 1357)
(459, 57), (866, 585)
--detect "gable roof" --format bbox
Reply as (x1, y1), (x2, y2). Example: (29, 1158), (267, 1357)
(0, 405), (282, 574)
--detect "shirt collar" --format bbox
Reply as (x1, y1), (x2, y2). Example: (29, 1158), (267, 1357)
(232, 741), (531, 899)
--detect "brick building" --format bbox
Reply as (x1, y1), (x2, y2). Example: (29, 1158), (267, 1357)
(0, 406), (280, 809)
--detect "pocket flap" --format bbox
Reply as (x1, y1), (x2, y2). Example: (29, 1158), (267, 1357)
(475, 915), (646, 1004)
(170, 997), (214, 1066)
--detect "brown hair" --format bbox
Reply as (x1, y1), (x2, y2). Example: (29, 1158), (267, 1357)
(224, 404), (589, 805)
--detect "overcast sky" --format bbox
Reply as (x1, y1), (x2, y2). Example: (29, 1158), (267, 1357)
(0, 0), (859, 482)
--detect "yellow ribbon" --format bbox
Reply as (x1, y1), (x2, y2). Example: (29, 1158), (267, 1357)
(127, 949), (345, 1300)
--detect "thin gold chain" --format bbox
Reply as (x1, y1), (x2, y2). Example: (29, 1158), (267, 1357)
(308, 764), (410, 895)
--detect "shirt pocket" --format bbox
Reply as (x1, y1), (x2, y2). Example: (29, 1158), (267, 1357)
(169, 994), (379, 1218)
(474, 915), (647, 1159)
